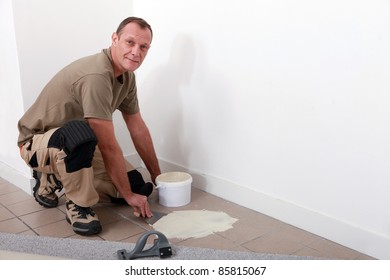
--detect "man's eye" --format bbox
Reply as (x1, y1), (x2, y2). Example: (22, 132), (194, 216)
(127, 41), (135, 46)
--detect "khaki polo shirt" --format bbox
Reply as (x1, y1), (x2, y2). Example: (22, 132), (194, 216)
(17, 48), (139, 146)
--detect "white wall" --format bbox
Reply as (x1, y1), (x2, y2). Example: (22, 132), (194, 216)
(134, 0), (390, 259)
(0, 0), (31, 191)
(0, 0), (138, 192)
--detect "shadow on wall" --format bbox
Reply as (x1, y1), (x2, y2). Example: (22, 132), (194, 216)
(141, 34), (196, 168)
(142, 33), (236, 180)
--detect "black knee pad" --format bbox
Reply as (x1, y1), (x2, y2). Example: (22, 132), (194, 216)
(128, 170), (153, 197)
(60, 120), (98, 154)
(64, 141), (96, 172)
(127, 170), (145, 188)
(49, 120), (98, 173)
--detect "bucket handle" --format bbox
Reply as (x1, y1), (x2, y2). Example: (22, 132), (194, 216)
(155, 184), (164, 190)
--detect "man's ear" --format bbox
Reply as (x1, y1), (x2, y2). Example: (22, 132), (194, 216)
(111, 32), (118, 46)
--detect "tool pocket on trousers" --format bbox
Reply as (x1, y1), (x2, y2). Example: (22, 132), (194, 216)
(25, 148), (54, 175)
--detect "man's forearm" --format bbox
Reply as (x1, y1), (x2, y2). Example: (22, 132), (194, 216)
(132, 128), (161, 183)
(123, 112), (161, 183)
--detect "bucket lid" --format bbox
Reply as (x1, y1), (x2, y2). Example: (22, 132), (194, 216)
(156, 172), (192, 184)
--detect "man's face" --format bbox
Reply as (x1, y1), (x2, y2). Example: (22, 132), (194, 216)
(111, 22), (152, 75)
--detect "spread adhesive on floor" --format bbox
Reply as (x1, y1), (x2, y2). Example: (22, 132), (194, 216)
(152, 210), (238, 239)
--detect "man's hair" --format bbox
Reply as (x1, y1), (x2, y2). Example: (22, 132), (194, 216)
(116, 17), (153, 39)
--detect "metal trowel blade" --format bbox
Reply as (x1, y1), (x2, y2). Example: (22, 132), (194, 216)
(145, 211), (167, 225)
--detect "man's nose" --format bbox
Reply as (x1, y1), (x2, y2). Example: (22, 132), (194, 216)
(131, 45), (140, 56)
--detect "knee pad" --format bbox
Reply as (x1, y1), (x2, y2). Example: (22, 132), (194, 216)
(64, 141), (96, 172)
(128, 170), (146, 188)
(60, 120), (98, 154)
(49, 120), (98, 173)
(128, 170), (153, 197)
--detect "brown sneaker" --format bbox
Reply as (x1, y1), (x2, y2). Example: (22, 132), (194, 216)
(65, 200), (102, 236)
(33, 171), (62, 208)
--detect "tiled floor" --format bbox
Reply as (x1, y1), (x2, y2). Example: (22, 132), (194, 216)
(0, 173), (375, 260)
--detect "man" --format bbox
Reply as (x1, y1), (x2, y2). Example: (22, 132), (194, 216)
(17, 17), (161, 236)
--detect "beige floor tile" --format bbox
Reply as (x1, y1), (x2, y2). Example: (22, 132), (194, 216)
(98, 219), (146, 241)
(218, 214), (287, 245)
(216, 219), (268, 245)
(0, 206), (15, 221)
(242, 231), (307, 255)
(148, 193), (159, 205)
(242, 214), (285, 232)
(19, 208), (65, 229)
(0, 190), (32, 206)
(307, 238), (362, 260)
(19, 229), (39, 236)
(229, 245), (253, 253)
(57, 202), (67, 214)
(278, 224), (320, 246)
(57, 195), (67, 207)
(93, 205), (128, 226)
(196, 194), (264, 221)
(293, 246), (328, 259)
(0, 182), (20, 195)
(120, 232), (151, 244)
(34, 220), (75, 238)
(355, 253), (376, 260)
(177, 234), (238, 251)
(188, 188), (210, 204)
(108, 204), (157, 230)
(108, 204), (139, 220)
(6, 199), (45, 216)
(183, 191), (232, 212)
(108, 205), (153, 231)
(0, 217), (30, 233)
(0, 177), (8, 184)
(120, 231), (162, 245)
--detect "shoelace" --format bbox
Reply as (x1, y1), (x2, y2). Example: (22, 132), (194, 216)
(73, 204), (96, 219)
(42, 185), (57, 195)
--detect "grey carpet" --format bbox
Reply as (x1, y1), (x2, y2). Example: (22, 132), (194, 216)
(0, 232), (316, 260)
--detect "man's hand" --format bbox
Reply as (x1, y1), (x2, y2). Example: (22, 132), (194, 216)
(126, 193), (153, 218)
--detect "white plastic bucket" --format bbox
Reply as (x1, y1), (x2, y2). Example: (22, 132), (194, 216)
(156, 172), (192, 207)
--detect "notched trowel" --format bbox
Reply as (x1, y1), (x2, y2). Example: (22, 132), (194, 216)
(134, 211), (167, 226)
(145, 211), (167, 225)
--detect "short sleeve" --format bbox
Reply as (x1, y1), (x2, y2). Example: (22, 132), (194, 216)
(118, 84), (139, 115)
(72, 74), (114, 120)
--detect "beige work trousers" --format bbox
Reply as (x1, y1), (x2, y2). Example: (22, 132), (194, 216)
(20, 128), (134, 207)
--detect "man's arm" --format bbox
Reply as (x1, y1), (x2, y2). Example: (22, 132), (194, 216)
(87, 118), (152, 217)
(122, 112), (161, 184)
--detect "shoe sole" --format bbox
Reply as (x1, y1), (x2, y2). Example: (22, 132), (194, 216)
(66, 214), (102, 236)
(32, 172), (58, 208)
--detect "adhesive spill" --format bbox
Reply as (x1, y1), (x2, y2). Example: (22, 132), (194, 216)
(152, 210), (238, 239)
